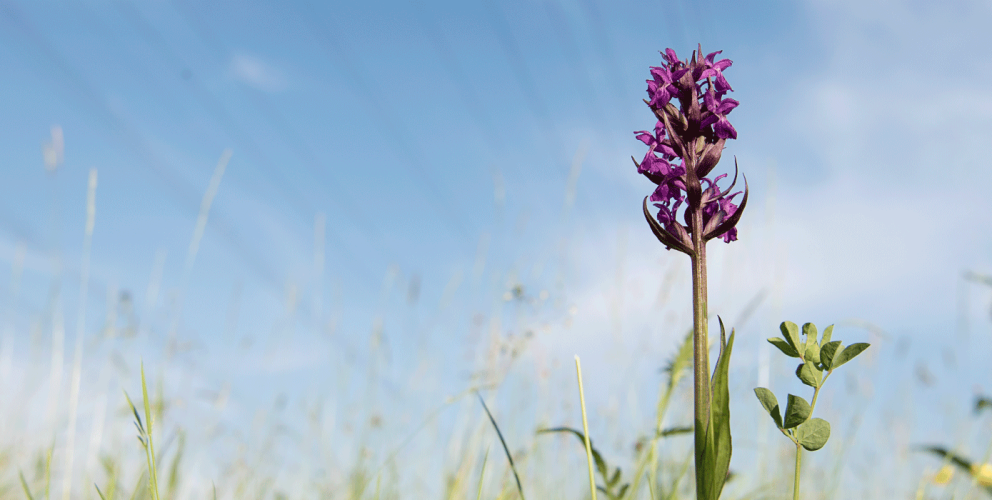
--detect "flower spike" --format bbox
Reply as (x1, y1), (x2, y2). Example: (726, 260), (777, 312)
(635, 45), (742, 249)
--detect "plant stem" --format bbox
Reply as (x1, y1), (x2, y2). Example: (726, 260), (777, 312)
(690, 207), (710, 493)
(575, 356), (598, 500)
(794, 443), (802, 500)
(809, 374), (828, 411)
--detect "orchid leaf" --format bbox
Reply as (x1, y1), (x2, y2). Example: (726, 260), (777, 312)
(697, 325), (734, 500)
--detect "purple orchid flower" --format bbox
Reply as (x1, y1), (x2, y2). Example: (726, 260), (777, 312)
(700, 50), (734, 94)
(702, 90), (739, 140)
(635, 44), (746, 252)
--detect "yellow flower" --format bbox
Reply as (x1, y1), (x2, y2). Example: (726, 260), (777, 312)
(933, 464), (954, 485)
(970, 463), (992, 487)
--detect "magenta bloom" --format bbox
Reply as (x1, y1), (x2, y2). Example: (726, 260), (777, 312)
(633, 44), (747, 254)
(702, 90), (739, 140)
(699, 50), (734, 94)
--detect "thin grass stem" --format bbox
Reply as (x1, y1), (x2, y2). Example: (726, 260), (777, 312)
(477, 392), (525, 500)
(477, 447), (490, 500)
(574, 356), (597, 500)
(19, 470), (35, 500)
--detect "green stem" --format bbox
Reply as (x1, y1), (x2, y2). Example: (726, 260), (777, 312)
(794, 443), (802, 500)
(794, 372), (827, 500)
(809, 372), (829, 412)
(690, 207), (710, 497)
(575, 356), (598, 500)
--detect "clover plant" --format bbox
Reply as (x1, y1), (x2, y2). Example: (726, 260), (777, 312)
(754, 321), (869, 500)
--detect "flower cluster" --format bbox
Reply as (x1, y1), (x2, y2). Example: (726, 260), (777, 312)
(633, 45), (747, 254)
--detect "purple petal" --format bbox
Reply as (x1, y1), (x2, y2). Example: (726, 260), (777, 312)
(634, 130), (656, 147)
(713, 117), (737, 140)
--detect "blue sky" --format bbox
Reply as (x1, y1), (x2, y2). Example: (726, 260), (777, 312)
(1, 0), (991, 497)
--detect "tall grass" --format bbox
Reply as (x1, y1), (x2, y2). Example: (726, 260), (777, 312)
(1, 134), (990, 500)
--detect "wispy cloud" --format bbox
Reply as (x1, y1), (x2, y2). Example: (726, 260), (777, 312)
(229, 52), (289, 92)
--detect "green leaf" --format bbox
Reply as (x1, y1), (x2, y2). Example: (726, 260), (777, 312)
(820, 341), (842, 370)
(780, 321), (804, 359)
(607, 467), (620, 487)
(767, 337), (800, 358)
(820, 325), (834, 345)
(976, 396), (992, 415)
(831, 343), (869, 369)
(802, 323), (820, 364)
(783, 395), (811, 429)
(658, 426), (693, 438)
(797, 418), (830, 451)
(18, 470), (34, 500)
(753, 388), (783, 429)
(616, 483), (630, 499)
(697, 326), (734, 500)
(537, 427), (608, 482)
(478, 393), (525, 500)
(796, 362), (822, 388)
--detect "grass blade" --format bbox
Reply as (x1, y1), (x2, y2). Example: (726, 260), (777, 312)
(476, 392), (525, 500)
(139, 362), (160, 500)
(18, 470), (34, 500)
(476, 447), (490, 500)
(575, 356), (598, 500)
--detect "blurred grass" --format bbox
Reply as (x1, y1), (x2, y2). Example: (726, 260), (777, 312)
(0, 146), (990, 500)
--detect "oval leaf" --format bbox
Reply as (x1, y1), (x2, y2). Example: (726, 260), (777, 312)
(796, 362), (821, 388)
(754, 387), (783, 429)
(783, 394), (811, 429)
(768, 338), (799, 358)
(804, 342), (821, 365)
(802, 323), (820, 364)
(832, 342), (870, 369)
(821, 324), (834, 345)
(820, 341), (842, 370)
(780, 321), (804, 359)
(798, 418), (830, 451)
